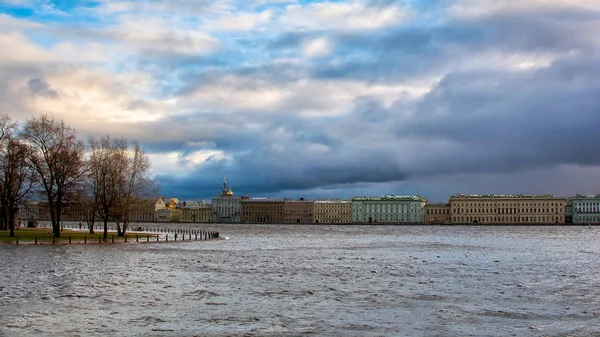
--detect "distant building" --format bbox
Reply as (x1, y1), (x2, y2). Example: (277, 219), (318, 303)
(156, 208), (181, 222)
(571, 195), (600, 224)
(283, 199), (314, 224)
(241, 198), (284, 223)
(314, 200), (352, 224)
(449, 194), (566, 224)
(130, 198), (159, 222)
(352, 195), (427, 224)
(565, 199), (573, 224)
(425, 203), (451, 224)
(18, 201), (51, 221)
(181, 201), (212, 223)
(212, 177), (241, 223)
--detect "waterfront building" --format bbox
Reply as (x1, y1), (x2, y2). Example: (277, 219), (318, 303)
(17, 201), (50, 222)
(449, 194), (566, 224)
(424, 203), (451, 224)
(283, 198), (314, 224)
(130, 198), (159, 222)
(565, 199), (573, 224)
(352, 195), (427, 224)
(241, 198), (284, 223)
(156, 208), (181, 222)
(212, 177), (242, 223)
(571, 195), (600, 224)
(155, 198), (166, 211)
(314, 199), (352, 224)
(181, 201), (212, 223)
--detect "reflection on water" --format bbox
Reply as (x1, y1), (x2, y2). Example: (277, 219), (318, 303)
(1, 224), (600, 336)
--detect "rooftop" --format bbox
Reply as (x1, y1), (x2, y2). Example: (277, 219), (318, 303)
(352, 195), (427, 201)
(451, 194), (560, 199)
(314, 200), (351, 203)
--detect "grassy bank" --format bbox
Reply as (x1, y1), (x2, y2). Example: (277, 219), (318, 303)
(0, 227), (157, 244)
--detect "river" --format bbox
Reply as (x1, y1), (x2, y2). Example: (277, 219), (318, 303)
(1, 224), (599, 336)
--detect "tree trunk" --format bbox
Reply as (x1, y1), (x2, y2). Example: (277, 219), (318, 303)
(87, 214), (95, 234)
(116, 221), (123, 236)
(121, 221), (128, 236)
(50, 200), (60, 238)
(8, 209), (15, 237)
(103, 217), (108, 239)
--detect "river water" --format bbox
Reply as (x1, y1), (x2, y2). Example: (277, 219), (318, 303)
(1, 224), (599, 336)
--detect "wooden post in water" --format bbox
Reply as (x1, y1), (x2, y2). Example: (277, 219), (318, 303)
(136, 235), (139, 242)
(175, 234), (177, 241)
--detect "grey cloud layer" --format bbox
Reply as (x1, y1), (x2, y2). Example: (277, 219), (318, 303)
(2, 1), (600, 199)
(152, 3), (600, 198)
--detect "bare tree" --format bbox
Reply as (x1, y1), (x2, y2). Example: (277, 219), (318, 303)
(71, 183), (98, 234)
(22, 115), (86, 238)
(88, 136), (156, 238)
(89, 135), (125, 239)
(0, 115), (35, 236)
(115, 141), (156, 236)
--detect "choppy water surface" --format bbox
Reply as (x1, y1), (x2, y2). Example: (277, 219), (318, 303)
(1, 225), (600, 336)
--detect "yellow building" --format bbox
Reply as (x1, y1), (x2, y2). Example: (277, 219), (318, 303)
(314, 200), (352, 224)
(181, 202), (212, 223)
(156, 208), (181, 222)
(450, 194), (566, 224)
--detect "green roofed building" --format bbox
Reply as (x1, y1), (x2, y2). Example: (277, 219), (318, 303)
(352, 195), (427, 224)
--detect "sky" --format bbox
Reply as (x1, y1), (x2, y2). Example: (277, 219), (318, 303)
(1, 0), (600, 202)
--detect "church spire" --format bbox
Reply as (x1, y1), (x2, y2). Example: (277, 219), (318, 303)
(221, 176), (234, 197)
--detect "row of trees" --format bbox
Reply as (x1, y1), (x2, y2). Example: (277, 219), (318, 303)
(0, 114), (156, 238)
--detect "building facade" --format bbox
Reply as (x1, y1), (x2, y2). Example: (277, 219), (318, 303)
(571, 195), (600, 224)
(181, 201), (212, 223)
(156, 208), (181, 222)
(449, 194), (566, 224)
(424, 203), (451, 224)
(352, 195), (427, 224)
(130, 198), (158, 222)
(314, 200), (352, 224)
(241, 199), (284, 223)
(283, 199), (314, 224)
(212, 177), (242, 223)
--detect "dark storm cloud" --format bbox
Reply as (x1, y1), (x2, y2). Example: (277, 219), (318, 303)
(158, 52), (600, 199)
(304, 6), (600, 83)
(398, 52), (600, 174)
(27, 78), (58, 98)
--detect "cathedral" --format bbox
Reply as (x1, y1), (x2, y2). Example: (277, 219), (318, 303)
(212, 177), (241, 223)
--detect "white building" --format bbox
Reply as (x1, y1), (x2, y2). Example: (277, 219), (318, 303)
(212, 177), (241, 223)
(572, 195), (600, 224)
(352, 195), (427, 224)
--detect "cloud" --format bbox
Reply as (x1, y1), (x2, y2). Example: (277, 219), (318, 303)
(204, 10), (272, 31)
(2, 0), (600, 200)
(280, 1), (409, 31)
(301, 37), (332, 58)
